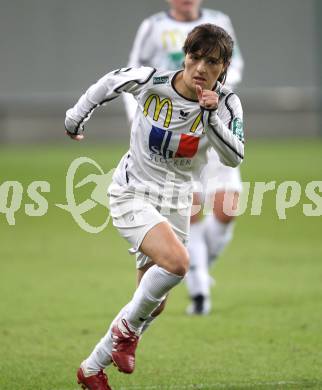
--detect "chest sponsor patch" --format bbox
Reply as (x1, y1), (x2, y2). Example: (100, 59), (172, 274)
(153, 76), (169, 85)
(149, 125), (199, 159)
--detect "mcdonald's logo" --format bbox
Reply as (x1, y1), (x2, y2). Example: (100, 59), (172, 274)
(161, 29), (185, 50)
(143, 94), (173, 128)
(189, 112), (203, 134)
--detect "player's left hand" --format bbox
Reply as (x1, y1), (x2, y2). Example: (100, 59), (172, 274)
(65, 130), (84, 141)
(196, 85), (219, 110)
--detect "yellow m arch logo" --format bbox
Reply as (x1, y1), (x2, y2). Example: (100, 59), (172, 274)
(161, 30), (185, 49)
(190, 112), (203, 133)
(143, 94), (173, 128)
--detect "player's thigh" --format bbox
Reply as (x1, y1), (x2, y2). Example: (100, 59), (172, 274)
(140, 221), (189, 276)
(110, 191), (167, 257)
(110, 186), (189, 275)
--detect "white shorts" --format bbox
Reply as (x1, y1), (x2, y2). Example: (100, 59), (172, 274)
(193, 148), (243, 195)
(108, 182), (191, 269)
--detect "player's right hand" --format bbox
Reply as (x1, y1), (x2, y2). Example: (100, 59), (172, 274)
(65, 130), (84, 141)
(196, 85), (219, 111)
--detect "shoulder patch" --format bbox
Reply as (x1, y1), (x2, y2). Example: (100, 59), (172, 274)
(153, 76), (169, 85)
(232, 118), (244, 142)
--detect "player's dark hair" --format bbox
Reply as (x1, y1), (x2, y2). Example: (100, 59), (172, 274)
(183, 24), (234, 84)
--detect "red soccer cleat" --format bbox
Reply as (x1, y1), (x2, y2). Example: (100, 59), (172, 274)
(111, 318), (139, 374)
(77, 366), (112, 390)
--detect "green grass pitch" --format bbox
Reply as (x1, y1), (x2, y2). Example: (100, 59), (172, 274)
(0, 139), (322, 389)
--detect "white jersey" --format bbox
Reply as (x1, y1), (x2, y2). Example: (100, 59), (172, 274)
(65, 67), (244, 209)
(124, 9), (244, 121)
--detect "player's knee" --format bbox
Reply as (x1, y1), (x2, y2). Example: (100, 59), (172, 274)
(165, 245), (189, 276)
(170, 250), (189, 276)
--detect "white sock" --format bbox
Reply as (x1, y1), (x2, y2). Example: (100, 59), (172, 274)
(140, 295), (167, 334)
(186, 221), (210, 297)
(84, 304), (130, 373)
(203, 215), (234, 262)
(84, 266), (182, 373)
(140, 314), (155, 334)
(125, 265), (183, 331)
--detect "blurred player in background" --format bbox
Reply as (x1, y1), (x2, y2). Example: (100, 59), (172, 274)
(66, 24), (244, 390)
(123, 0), (244, 315)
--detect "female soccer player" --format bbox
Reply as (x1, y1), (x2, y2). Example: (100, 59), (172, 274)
(65, 24), (244, 390)
(124, 0), (244, 315)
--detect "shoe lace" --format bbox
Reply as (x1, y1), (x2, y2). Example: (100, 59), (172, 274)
(122, 318), (139, 342)
(114, 319), (139, 352)
(97, 370), (108, 385)
(117, 335), (138, 353)
(121, 319), (137, 337)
